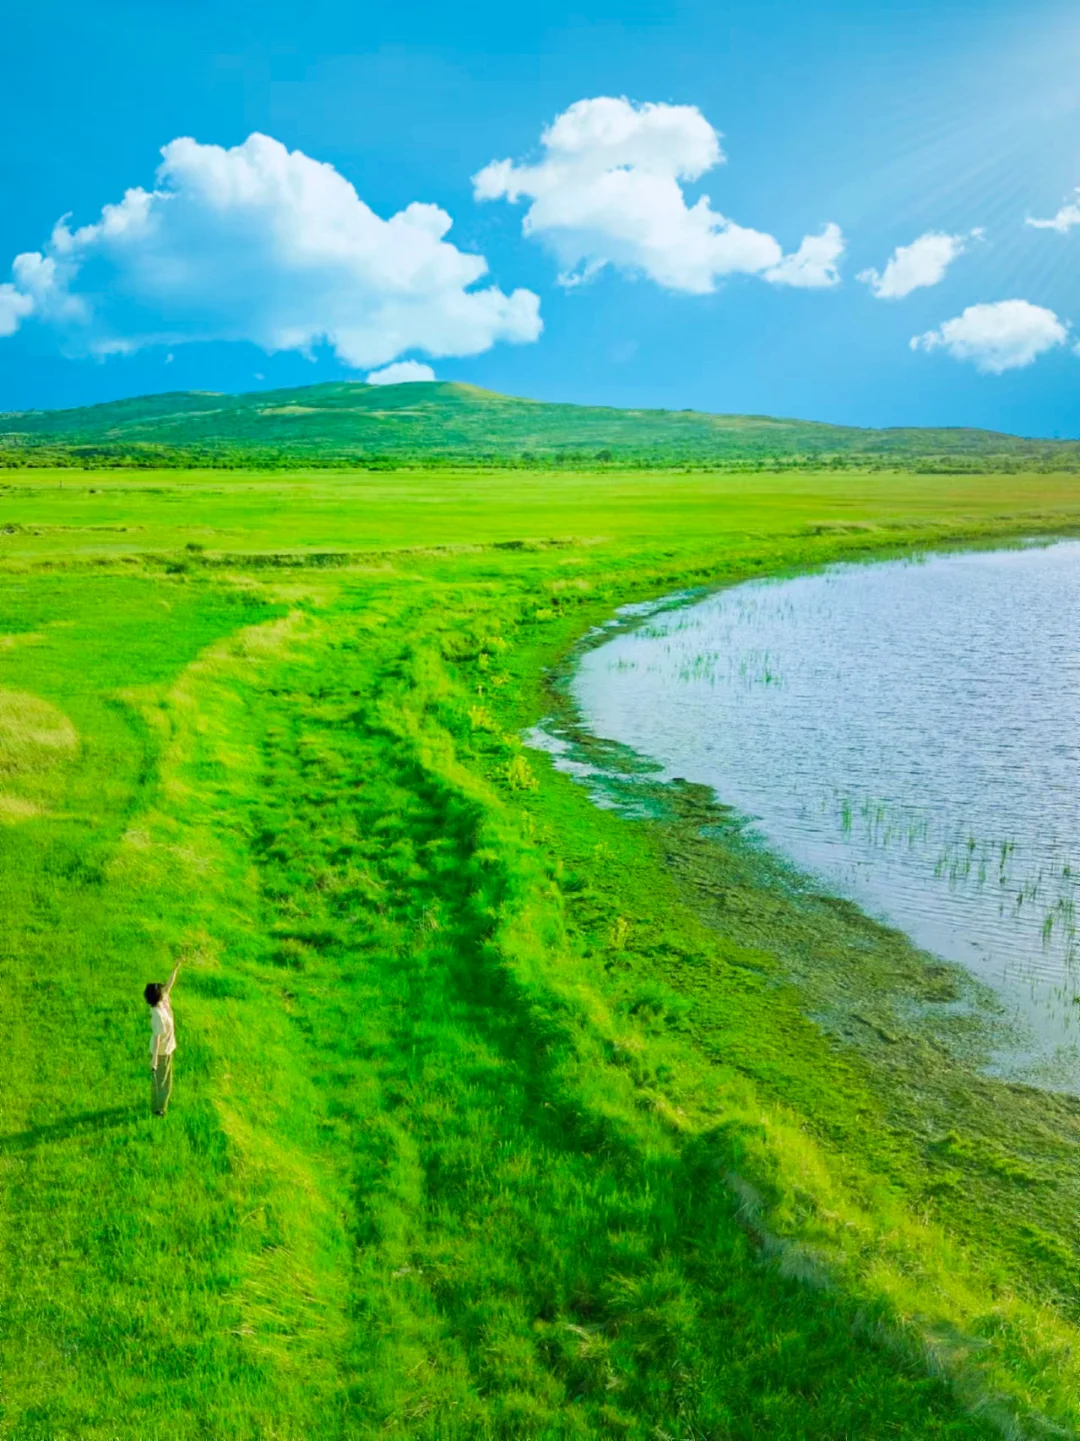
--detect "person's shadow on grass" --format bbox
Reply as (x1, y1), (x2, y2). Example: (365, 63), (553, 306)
(0, 1106), (135, 1153)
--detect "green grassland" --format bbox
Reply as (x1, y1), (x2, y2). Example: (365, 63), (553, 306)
(3, 462), (1080, 1439)
(5, 379), (1080, 471)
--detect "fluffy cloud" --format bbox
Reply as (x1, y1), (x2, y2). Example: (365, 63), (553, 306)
(859, 229), (979, 300)
(473, 97), (844, 294)
(764, 223), (845, 290)
(910, 300), (1068, 373)
(0, 133), (542, 368)
(366, 360), (436, 385)
(1026, 191), (1080, 233)
(0, 283), (35, 337)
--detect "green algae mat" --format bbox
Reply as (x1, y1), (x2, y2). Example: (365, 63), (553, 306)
(3, 465), (1080, 1439)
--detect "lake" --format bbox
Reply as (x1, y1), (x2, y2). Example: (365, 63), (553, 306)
(569, 541), (1080, 1087)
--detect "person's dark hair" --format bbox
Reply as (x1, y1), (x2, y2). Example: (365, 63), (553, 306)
(144, 982), (164, 1007)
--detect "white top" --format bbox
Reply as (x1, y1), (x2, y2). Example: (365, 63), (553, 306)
(150, 997), (176, 1062)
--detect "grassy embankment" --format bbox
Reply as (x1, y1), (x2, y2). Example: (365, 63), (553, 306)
(3, 465), (1080, 1439)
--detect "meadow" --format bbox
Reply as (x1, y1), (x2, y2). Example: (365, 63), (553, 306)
(3, 463), (1080, 1439)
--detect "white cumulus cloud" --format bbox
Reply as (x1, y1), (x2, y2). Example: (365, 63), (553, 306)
(0, 283), (35, 337)
(473, 97), (844, 294)
(1026, 191), (1080, 233)
(366, 360), (436, 385)
(858, 229), (980, 300)
(910, 299), (1068, 373)
(0, 132), (542, 368)
(764, 223), (845, 290)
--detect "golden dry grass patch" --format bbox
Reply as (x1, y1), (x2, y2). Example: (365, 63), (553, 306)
(0, 795), (44, 823)
(0, 689), (78, 775)
(0, 689), (79, 821)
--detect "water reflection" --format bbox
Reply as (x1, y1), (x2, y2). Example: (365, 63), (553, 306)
(570, 541), (1080, 1086)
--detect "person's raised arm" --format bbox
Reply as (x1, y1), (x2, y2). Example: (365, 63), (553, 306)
(165, 960), (182, 997)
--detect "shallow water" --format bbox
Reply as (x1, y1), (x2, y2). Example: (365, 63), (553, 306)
(570, 541), (1080, 1086)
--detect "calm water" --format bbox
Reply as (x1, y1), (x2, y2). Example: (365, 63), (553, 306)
(569, 541), (1080, 1085)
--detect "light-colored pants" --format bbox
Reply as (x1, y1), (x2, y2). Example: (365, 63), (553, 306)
(151, 1052), (174, 1115)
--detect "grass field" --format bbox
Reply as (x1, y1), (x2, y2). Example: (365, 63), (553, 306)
(3, 464), (1080, 1439)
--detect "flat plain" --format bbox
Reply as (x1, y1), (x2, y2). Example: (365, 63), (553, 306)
(3, 463), (1080, 1439)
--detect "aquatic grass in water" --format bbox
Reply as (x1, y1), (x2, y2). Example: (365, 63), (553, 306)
(574, 540), (1080, 1085)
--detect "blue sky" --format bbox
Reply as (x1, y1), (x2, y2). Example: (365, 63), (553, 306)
(5, 0), (1080, 434)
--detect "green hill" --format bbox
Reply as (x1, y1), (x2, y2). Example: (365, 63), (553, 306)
(3, 378), (1079, 471)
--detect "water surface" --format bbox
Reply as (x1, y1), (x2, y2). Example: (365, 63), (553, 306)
(570, 542), (1080, 1086)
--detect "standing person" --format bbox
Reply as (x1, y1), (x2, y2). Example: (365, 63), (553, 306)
(145, 961), (182, 1116)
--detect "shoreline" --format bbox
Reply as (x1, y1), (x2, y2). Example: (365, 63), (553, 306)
(496, 526), (1080, 1425)
(533, 534), (1080, 1094)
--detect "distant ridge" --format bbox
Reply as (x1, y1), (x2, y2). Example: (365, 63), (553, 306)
(2, 380), (1078, 472)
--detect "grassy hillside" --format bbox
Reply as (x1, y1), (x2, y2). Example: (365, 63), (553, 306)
(3, 379), (1080, 471)
(3, 464), (1080, 1438)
